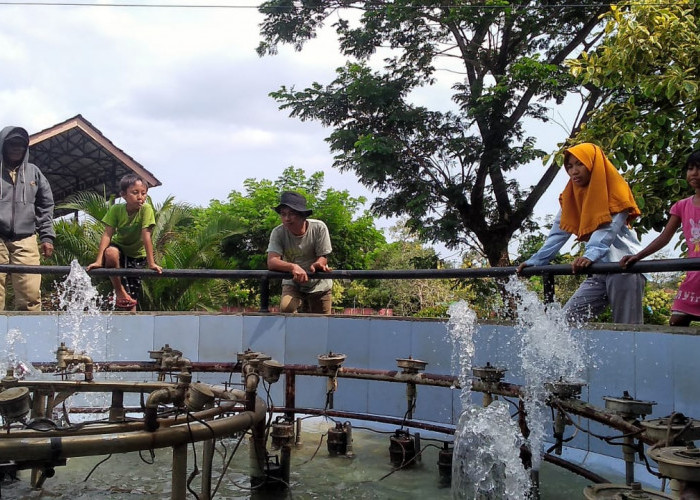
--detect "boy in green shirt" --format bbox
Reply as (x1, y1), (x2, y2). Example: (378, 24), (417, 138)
(87, 174), (162, 310)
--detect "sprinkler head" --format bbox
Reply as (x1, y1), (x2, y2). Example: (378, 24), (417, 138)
(641, 414), (700, 445)
(472, 362), (507, 383)
(544, 379), (586, 399)
(649, 443), (700, 483)
(262, 359), (284, 384)
(0, 387), (31, 422)
(318, 352), (346, 371)
(603, 392), (656, 419)
(396, 357), (428, 374)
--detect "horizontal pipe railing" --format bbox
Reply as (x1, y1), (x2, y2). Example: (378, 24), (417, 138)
(3, 258), (696, 313)
(2, 257), (699, 279)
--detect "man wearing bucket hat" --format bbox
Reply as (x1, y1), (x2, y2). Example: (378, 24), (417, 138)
(267, 191), (333, 314)
(0, 126), (55, 311)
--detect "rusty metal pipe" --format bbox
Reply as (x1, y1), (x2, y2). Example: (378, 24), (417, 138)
(0, 397), (266, 461)
(32, 361), (240, 373)
(1, 402), (242, 439)
(22, 363), (651, 444)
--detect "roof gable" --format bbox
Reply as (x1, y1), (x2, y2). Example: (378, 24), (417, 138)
(28, 114), (161, 216)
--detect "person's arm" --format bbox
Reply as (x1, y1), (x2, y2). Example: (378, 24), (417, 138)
(568, 211), (632, 273)
(34, 170), (55, 258)
(310, 221), (332, 273)
(86, 226), (115, 271)
(620, 215), (681, 268)
(267, 252), (309, 283)
(517, 211), (571, 273)
(142, 227), (162, 273)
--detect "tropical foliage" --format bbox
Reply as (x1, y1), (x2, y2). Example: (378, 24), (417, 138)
(49, 192), (244, 311)
(568, 0), (700, 233)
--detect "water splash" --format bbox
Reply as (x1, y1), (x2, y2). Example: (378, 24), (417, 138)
(55, 260), (110, 359)
(452, 402), (530, 499)
(0, 328), (35, 379)
(54, 260), (113, 411)
(447, 301), (531, 499)
(446, 301), (476, 409)
(506, 276), (587, 471)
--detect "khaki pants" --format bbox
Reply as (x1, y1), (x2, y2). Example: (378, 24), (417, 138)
(280, 285), (332, 314)
(0, 235), (42, 311)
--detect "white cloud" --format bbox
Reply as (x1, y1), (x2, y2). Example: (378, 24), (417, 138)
(0, 1), (603, 260)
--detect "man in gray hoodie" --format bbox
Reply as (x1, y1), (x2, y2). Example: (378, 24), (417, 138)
(0, 126), (55, 310)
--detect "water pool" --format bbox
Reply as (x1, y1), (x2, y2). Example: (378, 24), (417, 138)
(0, 417), (616, 499)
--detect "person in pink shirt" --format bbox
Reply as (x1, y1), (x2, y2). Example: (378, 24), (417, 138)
(621, 149), (700, 326)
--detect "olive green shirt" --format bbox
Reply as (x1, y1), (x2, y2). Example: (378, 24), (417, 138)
(267, 219), (332, 293)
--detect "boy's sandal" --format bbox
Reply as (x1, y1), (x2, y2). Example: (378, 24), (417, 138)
(115, 297), (138, 309)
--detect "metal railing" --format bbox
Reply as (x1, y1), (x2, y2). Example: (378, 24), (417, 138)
(1, 257), (699, 312)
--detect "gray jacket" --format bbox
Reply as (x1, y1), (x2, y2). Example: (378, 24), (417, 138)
(0, 126), (55, 243)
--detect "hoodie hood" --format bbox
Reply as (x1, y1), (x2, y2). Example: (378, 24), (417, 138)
(2, 126), (29, 145)
(0, 125), (55, 242)
(1, 126), (30, 165)
(0, 126), (31, 206)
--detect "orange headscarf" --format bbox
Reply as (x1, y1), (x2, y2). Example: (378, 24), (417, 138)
(558, 143), (640, 241)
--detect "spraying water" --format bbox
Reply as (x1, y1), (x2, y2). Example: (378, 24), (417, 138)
(53, 260), (113, 410)
(55, 260), (110, 360)
(0, 328), (35, 379)
(506, 276), (587, 471)
(447, 301), (531, 499)
(446, 301), (477, 409)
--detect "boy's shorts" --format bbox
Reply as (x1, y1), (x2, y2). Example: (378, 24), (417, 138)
(111, 245), (147, 301)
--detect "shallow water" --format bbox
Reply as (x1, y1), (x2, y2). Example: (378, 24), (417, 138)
(0, 418), (606, 500)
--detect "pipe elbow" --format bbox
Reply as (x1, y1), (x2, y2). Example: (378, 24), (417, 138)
(146, 387), (179, 408)
(245, 372), (260, 393)
(76, 354), (93, 365)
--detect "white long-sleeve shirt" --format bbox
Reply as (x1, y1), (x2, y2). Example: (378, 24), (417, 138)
(525, 210), (643, 266)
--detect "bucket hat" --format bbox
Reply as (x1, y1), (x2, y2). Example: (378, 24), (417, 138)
(274, 191), (313, 217)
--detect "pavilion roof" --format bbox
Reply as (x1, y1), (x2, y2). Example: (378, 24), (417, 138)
(28, 114), (161, 216)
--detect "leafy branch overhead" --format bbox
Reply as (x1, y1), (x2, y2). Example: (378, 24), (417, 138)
(258, 0), (699, 265)
(259, 0), (609, 265)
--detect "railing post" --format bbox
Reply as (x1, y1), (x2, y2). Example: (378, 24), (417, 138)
(259, 277), (270, 313)
(543, 273), (555, 304)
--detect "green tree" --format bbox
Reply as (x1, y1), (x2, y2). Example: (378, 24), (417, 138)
(258, 1), (612, 266)
(568, 0), (700, 233)
(195, 166), (386, 306)
(355, 223), (459, 316)
(198, 166), (386, 270)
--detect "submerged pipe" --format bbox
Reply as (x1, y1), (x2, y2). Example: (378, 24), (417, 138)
(0, 396), (266, 461)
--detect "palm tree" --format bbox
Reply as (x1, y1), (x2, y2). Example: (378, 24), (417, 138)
(50, 192), (245, 311)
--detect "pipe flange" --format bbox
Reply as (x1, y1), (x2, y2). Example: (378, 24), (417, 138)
(648, 444), (700, 482)
(583, 482), (672, 499)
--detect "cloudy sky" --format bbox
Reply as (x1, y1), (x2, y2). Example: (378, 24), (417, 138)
(0, 0), (576, 260)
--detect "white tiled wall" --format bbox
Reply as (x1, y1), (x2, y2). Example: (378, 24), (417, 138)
(2, 311), (699, 463)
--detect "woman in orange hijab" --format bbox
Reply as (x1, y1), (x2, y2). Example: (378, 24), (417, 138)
(517, 143), (646, 324)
